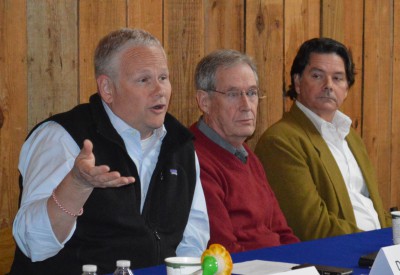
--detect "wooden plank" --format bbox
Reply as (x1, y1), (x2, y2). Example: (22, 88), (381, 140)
(78, 0), (127, 103)
(321, 0), (364, 134)
(0, 227), (15, 274)
(127, 0), (163, 42)
(27, 0), (78, 129)
(283, 0), (320, 111)
(164, 0), (204, 127)
(245, 0), (284, 150)
(204, 0), (244, 53)
(0, 0), (27, 229)
(392, 0), (400, 209)
(363, 0), (392, 210)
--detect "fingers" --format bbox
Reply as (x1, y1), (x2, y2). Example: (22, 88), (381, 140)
(75, 139), (96, 170)
(72, 139), (136, 189)
(81, 169), (135, 188)
(81, 139), (94, 158)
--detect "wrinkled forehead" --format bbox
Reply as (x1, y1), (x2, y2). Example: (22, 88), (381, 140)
(112, 44), (168, 74)
(215, 63), (257, 85)
(307, 52), (345, 66)
(304, 53), (346, 72)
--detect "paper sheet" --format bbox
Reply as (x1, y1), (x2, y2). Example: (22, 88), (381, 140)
(232, 260), (298, 275)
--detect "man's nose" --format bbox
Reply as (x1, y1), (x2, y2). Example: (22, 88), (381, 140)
(153, 81), (165, 97)
(324, 77), (333, 91)
(239, 93), (252, 108)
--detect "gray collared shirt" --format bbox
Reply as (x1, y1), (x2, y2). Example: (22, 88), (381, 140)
(197, 117), (248, 163)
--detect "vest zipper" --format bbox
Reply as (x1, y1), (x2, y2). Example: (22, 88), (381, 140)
(153, 230), (161, 263)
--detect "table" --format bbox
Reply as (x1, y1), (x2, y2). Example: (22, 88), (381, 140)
(131, 228), (393, 275)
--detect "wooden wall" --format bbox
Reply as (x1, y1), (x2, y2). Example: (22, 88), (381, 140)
(1, 0), (400, 234)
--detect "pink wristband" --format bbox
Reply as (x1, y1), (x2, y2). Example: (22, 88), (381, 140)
(51, 190), (83, 217)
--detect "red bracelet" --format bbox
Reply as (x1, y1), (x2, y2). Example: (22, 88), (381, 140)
(51, 190), (83, 217)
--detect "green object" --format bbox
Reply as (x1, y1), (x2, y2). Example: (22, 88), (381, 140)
(202, 255), (218, 275)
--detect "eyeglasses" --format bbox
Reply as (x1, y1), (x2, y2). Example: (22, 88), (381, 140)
(208, 88), (263, 102)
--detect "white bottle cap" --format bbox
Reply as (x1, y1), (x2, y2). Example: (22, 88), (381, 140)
(82, 264), (97, 272)
(116, 260), (131, 268)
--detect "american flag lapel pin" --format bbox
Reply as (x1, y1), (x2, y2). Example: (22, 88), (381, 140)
(170, 169), (178, 176)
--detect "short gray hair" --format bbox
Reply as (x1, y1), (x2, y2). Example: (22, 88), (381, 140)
(94, 28), (163, 79)
(195, 49), (258, 91)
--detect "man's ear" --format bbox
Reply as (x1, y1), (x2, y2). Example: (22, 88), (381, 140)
(294, 74), (301, 94)
(97, 75), (114, 103)
(196, 90), (211, 114)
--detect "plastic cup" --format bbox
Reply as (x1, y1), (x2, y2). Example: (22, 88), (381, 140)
(391, 211), (400, 244)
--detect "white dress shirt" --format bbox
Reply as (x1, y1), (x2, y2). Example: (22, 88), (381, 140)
(296, 101), (381, 231)
(13, 102), (209, 261)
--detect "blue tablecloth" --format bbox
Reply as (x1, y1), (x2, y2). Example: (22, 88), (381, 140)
(130, 228), (393, 275)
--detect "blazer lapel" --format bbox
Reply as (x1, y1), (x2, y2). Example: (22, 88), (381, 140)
(346, 132), (370, 188)
(346, 131), (387, 226)
(289, 104), (356, 221)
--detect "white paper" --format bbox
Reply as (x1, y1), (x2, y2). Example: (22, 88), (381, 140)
(232, 260), (297, 274)
(273, 266), (320, 275)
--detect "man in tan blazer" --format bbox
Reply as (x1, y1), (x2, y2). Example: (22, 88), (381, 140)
(255, 37), (391, 241)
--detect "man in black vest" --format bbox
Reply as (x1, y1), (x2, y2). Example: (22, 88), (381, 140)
(10, 28), (209, 275)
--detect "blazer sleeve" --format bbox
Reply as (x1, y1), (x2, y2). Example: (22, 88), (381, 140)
(255, 130), (362, 241)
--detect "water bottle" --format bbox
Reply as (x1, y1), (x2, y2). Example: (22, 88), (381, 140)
(82, 264), (97, 275)
(113, 260), (134, 275)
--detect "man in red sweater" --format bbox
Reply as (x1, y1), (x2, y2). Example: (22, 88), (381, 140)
(190, 49), (299, 253)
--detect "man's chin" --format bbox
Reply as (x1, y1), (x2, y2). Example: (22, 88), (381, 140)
(149, 120), (166, 130)
(238, 129), (256, 139)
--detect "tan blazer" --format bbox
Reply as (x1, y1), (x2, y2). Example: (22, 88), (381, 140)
(255, 103), (391, 241)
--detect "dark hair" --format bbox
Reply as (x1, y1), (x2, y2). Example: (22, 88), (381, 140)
(195, 49), (258, 92)
(286, 37), (355, 100)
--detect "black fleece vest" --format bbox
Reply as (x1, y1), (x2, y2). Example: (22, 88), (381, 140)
(10, 94), (197, 275)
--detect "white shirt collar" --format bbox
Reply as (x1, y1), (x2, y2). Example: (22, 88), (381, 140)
(101, 100), (167, 141)
(295, 100), (352, 140)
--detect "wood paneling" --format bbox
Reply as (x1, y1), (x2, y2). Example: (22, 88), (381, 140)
(204, 0), (244, 53)
(322, 0), (364, 133)
(283, 0), (320, 111)
(27, 0), (78, 129)
(363, 0), (393, 207)
(78, 0), (127, 102)
(392, 0), (400, 208)
(246, 0), (284, 148)
(128, 0), (163, 41)
(164, 0), (204, 126)
(0, 227), (15, 274)
(1, 0), (400, 241)
(0, 0), (27, 230)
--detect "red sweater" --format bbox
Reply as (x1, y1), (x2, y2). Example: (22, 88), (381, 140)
(190, 124), (299, 253)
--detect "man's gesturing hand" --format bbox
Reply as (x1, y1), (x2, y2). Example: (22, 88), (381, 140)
(71, 139), (135, 189)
